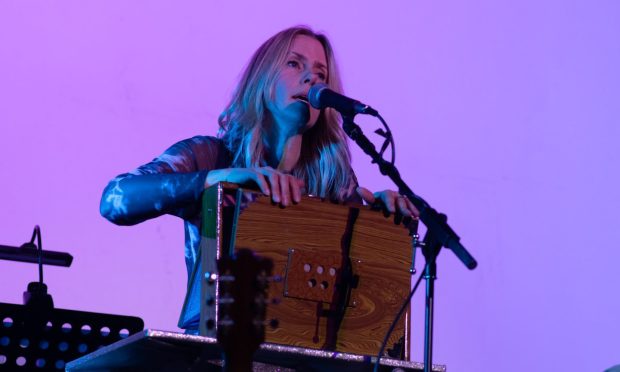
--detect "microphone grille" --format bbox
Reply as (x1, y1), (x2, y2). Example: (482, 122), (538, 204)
(308, 83), (328, 110)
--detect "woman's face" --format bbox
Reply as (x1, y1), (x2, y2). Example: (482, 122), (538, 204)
(268, 35), (328, 135)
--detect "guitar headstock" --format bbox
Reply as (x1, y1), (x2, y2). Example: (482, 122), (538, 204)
(214, 248), (275, 372)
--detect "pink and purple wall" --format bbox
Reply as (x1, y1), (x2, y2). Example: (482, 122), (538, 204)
(1, 1), (619, 370)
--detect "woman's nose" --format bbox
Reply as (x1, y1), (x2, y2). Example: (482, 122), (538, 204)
(303, 71), (319, 85)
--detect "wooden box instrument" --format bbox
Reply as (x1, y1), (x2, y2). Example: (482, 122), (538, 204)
(197, 182), (415, 358)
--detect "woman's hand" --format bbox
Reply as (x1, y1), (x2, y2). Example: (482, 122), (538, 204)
(206, 167), (304, 206)
(356, 187), (420, 218)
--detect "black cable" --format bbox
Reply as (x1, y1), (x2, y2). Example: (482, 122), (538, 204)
(373, 270), (425, 372)
(376, 113), (396, 165)
(29, 225), (43, 284)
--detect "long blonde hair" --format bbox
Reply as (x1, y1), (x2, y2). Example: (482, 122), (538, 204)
(218, 26), (355, 201)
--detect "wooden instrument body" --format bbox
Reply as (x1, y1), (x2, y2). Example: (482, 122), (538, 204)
(199, 183), (413, 358)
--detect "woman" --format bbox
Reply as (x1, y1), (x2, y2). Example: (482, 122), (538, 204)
(100, 26), (417, 331)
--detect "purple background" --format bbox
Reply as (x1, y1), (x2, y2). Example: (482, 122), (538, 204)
(1, 1), (619, 370)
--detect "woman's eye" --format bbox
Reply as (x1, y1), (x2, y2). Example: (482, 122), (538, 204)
(318, 72), (326, 81)
(287, 60), (300, 68)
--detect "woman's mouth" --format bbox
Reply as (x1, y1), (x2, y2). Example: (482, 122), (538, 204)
(293, 94), (309, 104)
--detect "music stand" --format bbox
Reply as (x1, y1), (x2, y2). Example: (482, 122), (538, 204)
(0, 302), (143, 370)
(1, 226), (144, 370)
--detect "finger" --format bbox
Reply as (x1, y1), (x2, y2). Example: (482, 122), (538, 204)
(290, 176), (302, 204)
(372, 191), (392, 217)
(279, 173), (291, 207)
(393, 207), (404, 225)
(356, 187), (376, 205)
(396, 196), (411, 217)
(295, 178), (306, 196)
(402, 216), (413, 228)
(242, 191), (256, 204)
(251, 172), (270, 196)
(377, 191), (396, 214)
(223, 193), (236, 207)
(405, 198), (420, 218)
(265, 170), (281, 203)
(393, 196), (408, 225)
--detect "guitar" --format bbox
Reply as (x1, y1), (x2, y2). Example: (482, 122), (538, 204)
(215, 248), (275, 372)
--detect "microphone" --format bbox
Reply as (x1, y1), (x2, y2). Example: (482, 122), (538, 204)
(308, 83), (378, 117)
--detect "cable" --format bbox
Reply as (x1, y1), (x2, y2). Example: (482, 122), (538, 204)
(373, 271), (425, 372)
(29, 225), (43, 284)
(376, 113), (396, 165)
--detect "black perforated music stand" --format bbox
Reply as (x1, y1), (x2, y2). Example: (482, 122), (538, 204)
(0, 302), (143, 370)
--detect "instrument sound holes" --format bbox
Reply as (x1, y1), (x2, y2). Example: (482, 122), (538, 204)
(81, 325), (91, 335)
(78, 343), (88, 353)
(2, 317), (12, 328)
(100, 326), (111, 337)
(16, 356), (26, 367)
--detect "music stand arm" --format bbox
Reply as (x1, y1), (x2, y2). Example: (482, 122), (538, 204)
(0, 244), (73, 267)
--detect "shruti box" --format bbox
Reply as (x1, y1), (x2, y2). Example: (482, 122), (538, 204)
(183, 182), (415, 358)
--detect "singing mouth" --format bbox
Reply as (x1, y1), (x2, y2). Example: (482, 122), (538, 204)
(293, 94), (309, 104)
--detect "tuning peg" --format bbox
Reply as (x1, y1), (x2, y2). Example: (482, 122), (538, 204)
(219, 296), (234, 305)
(206, 319), (215, 330)
(218, 317), (234, 327)
(218, 275), (235, 282)
(204, 272), (218, 285)
(206, 296), (215, 307)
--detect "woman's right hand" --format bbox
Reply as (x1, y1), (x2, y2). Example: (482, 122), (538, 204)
(205, 167), (304, 206)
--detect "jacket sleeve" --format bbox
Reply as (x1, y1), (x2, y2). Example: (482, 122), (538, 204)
(99, 137), (221, 226)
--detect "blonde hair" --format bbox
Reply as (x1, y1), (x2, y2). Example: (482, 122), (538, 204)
(218, 26), (355, 201)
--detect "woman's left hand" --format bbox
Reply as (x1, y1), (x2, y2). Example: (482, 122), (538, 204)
(356, 187), (420, 218)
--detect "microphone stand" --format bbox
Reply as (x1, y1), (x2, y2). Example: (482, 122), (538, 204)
(341, 115), (477, 372)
